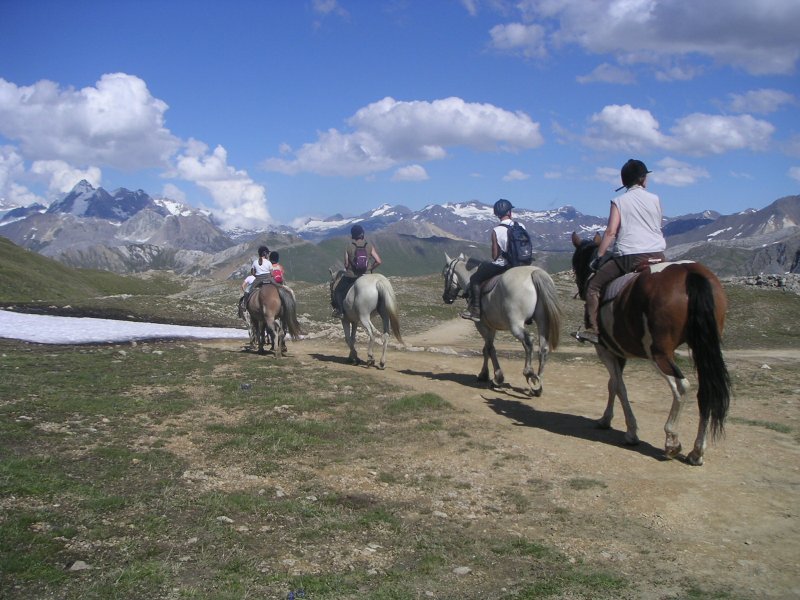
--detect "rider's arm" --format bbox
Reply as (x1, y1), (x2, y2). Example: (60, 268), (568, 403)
(490, 230), (501, 261)
(597, 204), (621, 257)
(370, 245), (382, 272)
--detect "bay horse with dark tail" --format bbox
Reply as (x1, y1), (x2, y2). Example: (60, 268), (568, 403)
(246, 282), (303, 357)
(571, 232), (731, 465)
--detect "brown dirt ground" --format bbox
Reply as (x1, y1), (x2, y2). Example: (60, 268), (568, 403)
(224, 317), (800, 599)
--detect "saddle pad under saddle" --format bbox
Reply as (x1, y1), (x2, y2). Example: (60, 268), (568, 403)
(602, 260), (695, 302)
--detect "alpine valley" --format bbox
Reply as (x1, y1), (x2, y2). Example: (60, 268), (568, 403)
(1, 181), (798, 282)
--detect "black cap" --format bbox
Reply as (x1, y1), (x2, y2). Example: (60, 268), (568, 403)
(350, 224), (365, 239)
(616, 159), (652, 192)
(493, 198), (514, 217)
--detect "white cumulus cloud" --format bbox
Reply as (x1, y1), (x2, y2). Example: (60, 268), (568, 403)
(583, 104), (775, 156)
(789, 166), (800, 183)
(489, 22), (547, 59)
(30, 160), (102, 194)
(0, 74), (180, 170)
(504, 0), (800, 76)
(726, 89), (796, 114)
(263, 97), (543, 178)
(0, 146), (44, 207)
(173, 140), (271, 228)
(650, 157), (710, 187)
(392, 165), (429, 182)
(503, 169), (530, 181)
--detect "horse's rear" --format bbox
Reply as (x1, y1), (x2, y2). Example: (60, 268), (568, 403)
(603, 263), (730, 464)
(572, 233), (730, 465)
(247, 284), (303, 357)
(340, 273), (403, 369)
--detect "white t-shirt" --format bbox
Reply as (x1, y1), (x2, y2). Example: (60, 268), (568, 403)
(242, 274), (256, 293)
(251, 257), (273, 276)
(491, 217), (525, 267)
(611, 186), (666, 255)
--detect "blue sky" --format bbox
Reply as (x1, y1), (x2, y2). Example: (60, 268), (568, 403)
(1, 0), (798, 229)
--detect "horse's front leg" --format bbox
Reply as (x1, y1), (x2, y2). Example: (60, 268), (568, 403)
(273, 323), (285, 358)
(596, 348), (638, 445)
(257, 322), (267, 355)
(343, 321), (359, 365)
(478, 328), (503, 388)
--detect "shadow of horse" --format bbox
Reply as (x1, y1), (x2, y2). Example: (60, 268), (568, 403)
(485, 396), (667, 461)
(309, 352), (376, 368)
(397, 368), (482, 388)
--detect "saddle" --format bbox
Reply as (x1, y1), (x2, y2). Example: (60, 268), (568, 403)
(478, 273), (503, 295)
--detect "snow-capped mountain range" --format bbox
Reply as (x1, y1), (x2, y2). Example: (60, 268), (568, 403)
(0, 180), (798, 277)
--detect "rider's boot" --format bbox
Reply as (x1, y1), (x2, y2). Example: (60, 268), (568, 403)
(460, 287), (481, 322)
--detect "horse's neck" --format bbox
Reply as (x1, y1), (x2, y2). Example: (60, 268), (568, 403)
(457, 264), (476, 287)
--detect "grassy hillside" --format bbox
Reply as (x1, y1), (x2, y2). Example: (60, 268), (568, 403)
(0, 236), (183, 303)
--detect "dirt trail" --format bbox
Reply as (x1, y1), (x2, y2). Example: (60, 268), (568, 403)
(232, 318), (800, 598)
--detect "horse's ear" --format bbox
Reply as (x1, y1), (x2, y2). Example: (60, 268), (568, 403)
(444, 252), (451, 263)
(571, 231), (581, 248)
(593, 232), (602, 245)
(458, 252), (465, 260)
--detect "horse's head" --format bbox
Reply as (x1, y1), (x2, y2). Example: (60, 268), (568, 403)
(570, 231), (600, 300)
(443, 252), (475, 304)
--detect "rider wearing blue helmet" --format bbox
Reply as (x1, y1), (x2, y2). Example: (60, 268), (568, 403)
(460, 199), (524, 322)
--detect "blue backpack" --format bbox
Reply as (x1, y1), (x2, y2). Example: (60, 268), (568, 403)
(501, 222), (533, 267)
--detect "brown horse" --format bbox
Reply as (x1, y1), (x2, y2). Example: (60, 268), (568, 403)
(246, 283), (303, 357)
(571, 232), (731, 465)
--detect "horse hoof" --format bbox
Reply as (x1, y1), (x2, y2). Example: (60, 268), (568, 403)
(595, 419), (612, 430)
(377, 363), (385, 370)
(477, 372), (489, 382)
(623, 435), (640, 446)
(686, 450), (704, 466)
(665, 443), (682, 458)
(529, 387), (543, 398)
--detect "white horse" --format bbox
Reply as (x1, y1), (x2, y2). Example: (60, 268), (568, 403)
(329, 270), (404, 369)
(442, 253), (561, 396)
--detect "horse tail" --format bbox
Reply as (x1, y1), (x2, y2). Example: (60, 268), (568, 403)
(686, 271), (730, 439)
(530, 269), (562, 351)
(376, 277), (404, 345)
(277, 286), (304, 340)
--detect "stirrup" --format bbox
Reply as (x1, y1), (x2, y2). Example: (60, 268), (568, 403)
(460, 309), (481, 322)
(573, 328), (599, 344)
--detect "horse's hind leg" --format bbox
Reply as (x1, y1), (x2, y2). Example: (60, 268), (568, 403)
(515, 326), (541, 397)
(659, 371), (691, 460)
(687, 416), (709, 466)
(343, 322), (359, 365)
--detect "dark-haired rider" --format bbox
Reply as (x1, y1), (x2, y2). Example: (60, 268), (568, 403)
(331, 224), (382, 318)
(576, 159), (666, 345)
(460, 199), (522, 322)
(241, 245), (274, 311)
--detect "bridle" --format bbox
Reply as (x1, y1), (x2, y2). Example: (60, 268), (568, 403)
(442, 257), (466, 304)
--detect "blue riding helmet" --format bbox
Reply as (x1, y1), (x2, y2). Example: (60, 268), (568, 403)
(493, 199), (513, 218)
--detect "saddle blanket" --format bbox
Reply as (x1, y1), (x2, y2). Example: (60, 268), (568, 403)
(602, 260), (695, 302)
